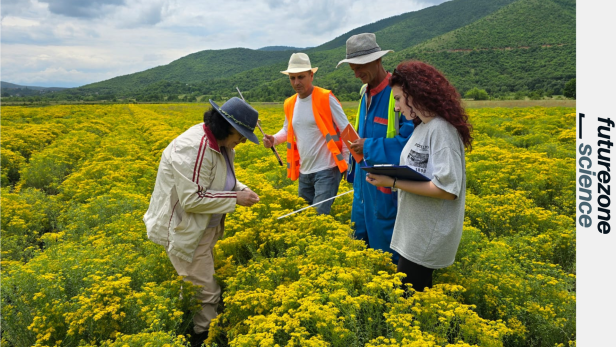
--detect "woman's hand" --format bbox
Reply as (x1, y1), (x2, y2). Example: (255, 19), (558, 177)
(237, 189), (260, 207)
(366, 173), (394, 187)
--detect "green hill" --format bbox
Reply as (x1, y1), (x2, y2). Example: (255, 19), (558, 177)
(1, 81), (66, 91)
(258, 46), (308, 51)
(1, 81), (67, 97)
(312, 0), (519, 52)
(80, 48), (294, 93)
(388, 0), (576, 94)
(410, 0), (575, 51)
(19, 0), (574, 102)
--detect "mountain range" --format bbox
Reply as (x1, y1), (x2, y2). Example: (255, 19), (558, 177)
(1, 81), (66, 92)
(3, 0), (575, 102)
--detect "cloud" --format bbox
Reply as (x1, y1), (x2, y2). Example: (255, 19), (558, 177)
(137, 4), (162, 25)
(1, 19), (59, 45)
(38, 0), (126, 18)
(111, 0), (175, 27)
(1, 0), (27, 19)
(1, 0), (451, 87)
(143, 53), (165, 62)
(1, 16), (40, 27)
(1, 16), (99, 45)
(1, 0), (50, 20)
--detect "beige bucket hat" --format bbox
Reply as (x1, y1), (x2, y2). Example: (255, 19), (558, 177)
(336, 33), (393, 68)
(281, 53), (319, 75)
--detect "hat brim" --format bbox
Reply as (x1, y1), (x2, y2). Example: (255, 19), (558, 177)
(336, 50), (393, 68)
(209, 99), (260, 145)
(281, 67), (318, 75)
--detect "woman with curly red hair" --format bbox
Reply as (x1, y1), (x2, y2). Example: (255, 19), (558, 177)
(366, 60), (472, 292)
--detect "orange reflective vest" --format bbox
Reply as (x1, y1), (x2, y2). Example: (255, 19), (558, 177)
(283, 87), (348, 181)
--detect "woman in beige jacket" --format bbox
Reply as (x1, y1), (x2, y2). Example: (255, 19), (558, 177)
(143, 97), (260, 346)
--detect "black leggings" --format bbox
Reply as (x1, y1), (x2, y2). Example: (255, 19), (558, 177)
(398, 256), (435, 292)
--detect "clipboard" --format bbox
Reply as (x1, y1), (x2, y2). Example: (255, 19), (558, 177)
(340, 124), (363, 163)
(361, 164), (430, 181)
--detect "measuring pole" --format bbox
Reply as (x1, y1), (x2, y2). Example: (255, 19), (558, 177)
(276, 190), (353, 219)
(236, 86), (284, 166)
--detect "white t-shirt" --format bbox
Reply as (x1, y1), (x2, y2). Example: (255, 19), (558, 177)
(274, 93), (350, 174)
(391, 116), (466, 269)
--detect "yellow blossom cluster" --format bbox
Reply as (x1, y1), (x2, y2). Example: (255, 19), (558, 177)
(1, 104), (575, 347)
(2, 105), (199, 346)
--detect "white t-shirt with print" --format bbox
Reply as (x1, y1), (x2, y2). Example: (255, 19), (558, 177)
(391, 116), (466, 269)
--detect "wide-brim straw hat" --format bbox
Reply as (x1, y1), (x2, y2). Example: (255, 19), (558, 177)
(336, 33), (393, 68)
(281, 53), (318, 75)
(209, 97), (259, 144)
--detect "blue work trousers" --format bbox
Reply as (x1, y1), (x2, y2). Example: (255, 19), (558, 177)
(351, 165), (399, 264)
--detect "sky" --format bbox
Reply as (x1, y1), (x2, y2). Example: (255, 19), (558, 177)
(1, 0), (448, 88)
(2, 0), (616, 343)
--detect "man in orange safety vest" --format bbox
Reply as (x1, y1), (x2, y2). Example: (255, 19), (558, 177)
(262, 53), (351, 215)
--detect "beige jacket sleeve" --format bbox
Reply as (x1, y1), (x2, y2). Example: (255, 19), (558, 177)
(171, 144), (238, 215)
(234, 179), (248, 192)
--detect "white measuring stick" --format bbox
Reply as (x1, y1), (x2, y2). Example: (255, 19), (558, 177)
(276, 189), (354, 220)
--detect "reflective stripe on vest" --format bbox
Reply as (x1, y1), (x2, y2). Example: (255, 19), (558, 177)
(284, 87), (349, 181)
(354, 83), (398, 139)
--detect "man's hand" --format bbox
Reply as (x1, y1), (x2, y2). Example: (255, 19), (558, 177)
(237, 189), (260, 207)
(262, 134), (276, 148)
(350, 138), (366, 155)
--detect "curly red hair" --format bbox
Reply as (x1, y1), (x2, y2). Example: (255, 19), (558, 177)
(390, 60), (472, 149)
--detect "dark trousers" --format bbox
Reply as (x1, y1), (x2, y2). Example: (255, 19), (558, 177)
(398, 256), (435, 292)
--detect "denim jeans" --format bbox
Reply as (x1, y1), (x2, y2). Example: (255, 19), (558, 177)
(298, 166), (343, 215)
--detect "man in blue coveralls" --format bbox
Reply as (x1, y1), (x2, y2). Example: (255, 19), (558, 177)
(337, 33), (414, 264)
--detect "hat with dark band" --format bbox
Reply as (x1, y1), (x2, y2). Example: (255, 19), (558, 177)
(336, 33), (393, 68)
(209, 97), (259, 144)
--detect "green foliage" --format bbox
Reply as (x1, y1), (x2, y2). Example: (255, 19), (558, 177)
(97, 332), (188, 346)
(1, 187), (60, 263)
(563, 78), (576, 99)
(412, 0), (574, 52)
(20, 130), (102, 194)
(394, 44), (574, 97)
(1, 148), (26, 186)
(465, 87), (490, 100)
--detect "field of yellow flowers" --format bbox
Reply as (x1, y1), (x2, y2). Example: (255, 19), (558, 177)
(1, 103), (575, 347)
